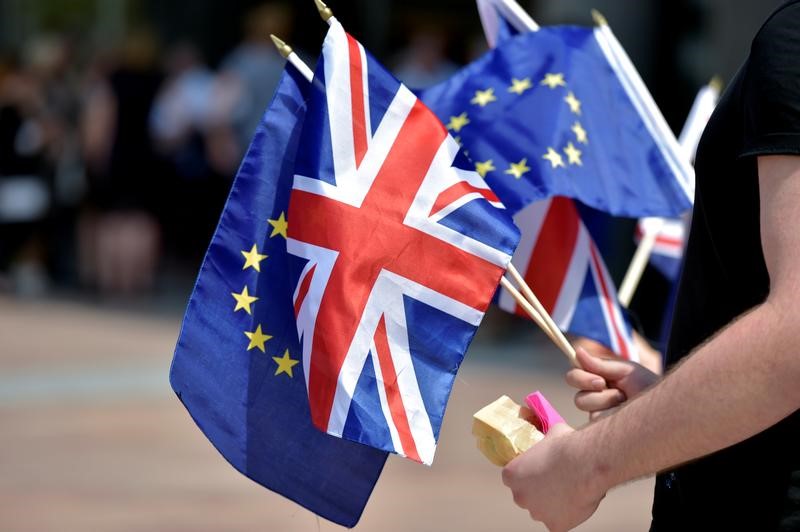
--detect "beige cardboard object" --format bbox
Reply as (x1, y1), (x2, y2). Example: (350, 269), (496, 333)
(472, 395), (545, 467)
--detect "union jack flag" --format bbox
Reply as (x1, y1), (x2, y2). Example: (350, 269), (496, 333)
(634, 82), (719, 281)
(286, 20), (519, 464)
(635, 216), (687, 281)
(498, 197), (638, 361)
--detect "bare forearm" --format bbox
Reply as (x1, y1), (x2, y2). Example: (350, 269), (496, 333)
(581, 298), (800, 491)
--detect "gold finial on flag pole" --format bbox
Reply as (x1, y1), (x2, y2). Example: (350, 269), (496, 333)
(591, 9), (608, 27)
(709, 76), (723, 93)
(270, 34), (314, 82)
(314, 0), (334, 22)
(270, 34), (293, 59)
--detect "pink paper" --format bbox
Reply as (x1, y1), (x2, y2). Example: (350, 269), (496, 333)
(525, 391), (565, 434)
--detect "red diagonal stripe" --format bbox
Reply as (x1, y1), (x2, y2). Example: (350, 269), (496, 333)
(523, 198), (580, 314)
(654, 234), (683, 248)
(429, 181), (501, 218)
(374, 316), (421, 462)
(347, 34), (368, 168)
(588, 242), (630, 360)
(293, 264), (316, 318)
(290, 99), (504, 432)
(635, 225), (683, 249)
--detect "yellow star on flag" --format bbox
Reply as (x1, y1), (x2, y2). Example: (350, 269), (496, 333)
(508, 77), (533, 95)
(471, 88), (497, 107)
(267, 212), (288, 239)
(540, 73), (566, 89)
(446, 112), (470, 132)
(272, 349), (300, 378)
(572, 121), (589, 144)
(241, 244), (267, 272)
(563, 142), (583, 166)
(475, 160), (496, 177)
(505, 158), (531, 179)
(543, 147), (566, 168)
(244, 324), (272, 353)
(231, 286), (259, 314)
(564, 92), (582, 115)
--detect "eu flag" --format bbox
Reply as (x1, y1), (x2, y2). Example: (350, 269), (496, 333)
(419, 25), (694, 219)
(169, 65), (387, 528)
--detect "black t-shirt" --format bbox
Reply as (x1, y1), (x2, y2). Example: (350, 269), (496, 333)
(653, 2), (800, 530)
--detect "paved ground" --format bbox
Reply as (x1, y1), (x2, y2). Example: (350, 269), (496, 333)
(0, 296), (653, 531)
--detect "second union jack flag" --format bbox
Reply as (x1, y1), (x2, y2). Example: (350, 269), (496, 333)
(497, 197), (639, 361)
(286, 20), (520, 464)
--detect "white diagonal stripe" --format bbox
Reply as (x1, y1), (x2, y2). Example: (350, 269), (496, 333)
(286, 238), (339, 389)
(406, 136), (513, 267)
(369, 341), (404, 455)
(498, 199), (551, 313)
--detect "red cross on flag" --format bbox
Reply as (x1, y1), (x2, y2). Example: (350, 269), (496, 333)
(286, 20), (520, 464)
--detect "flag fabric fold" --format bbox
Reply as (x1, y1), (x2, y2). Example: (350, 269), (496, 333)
(169, 64), (388, 529)
(287, 19), (520, 465)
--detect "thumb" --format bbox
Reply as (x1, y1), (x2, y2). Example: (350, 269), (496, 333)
(545, 421), (574, 438)
(576, 347), (632, 382)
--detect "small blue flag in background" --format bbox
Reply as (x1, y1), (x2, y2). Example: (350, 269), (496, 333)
(169, 64), (387, 529)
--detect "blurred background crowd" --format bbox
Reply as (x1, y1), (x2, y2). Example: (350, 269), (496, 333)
(0, 0), (782, 303)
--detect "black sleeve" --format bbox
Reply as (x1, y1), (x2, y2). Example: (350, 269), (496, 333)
(741, 2), (800, 158)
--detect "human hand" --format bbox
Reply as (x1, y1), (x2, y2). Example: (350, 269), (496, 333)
(502, 423), (606, 531)
(566, 347), (660, 420)
(571, 332), (663, 374)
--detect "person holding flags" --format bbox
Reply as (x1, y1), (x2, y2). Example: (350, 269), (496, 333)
(502, 2), (800, 530)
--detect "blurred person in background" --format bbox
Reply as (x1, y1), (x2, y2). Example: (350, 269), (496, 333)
(0, 35), (78, 297)
(209, 1), (294, 175)
(79, 28), (165, 296)
(28, 35), (87, 288)
(149, 42), (226, 263)
(393, 23), (458, 89)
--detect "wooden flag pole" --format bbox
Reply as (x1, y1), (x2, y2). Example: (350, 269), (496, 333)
(500, 278), (553, 340)
(270, 35), (314, 82)
(618, 217), (664, 307)
(617, 77), (720, 307)
(477, 0), (539, 49)
(505, 263), (578, 366)
(500, 277), (577, 366)
(593, 9), (701, 309)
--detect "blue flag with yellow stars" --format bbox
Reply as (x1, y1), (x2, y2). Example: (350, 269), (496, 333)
(169, 64), (388, 528)
(419, 24), (694, 219)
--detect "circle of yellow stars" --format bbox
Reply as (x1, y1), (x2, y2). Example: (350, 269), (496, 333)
(230, 210), (299, 378)
(445, 72), (589, 180)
